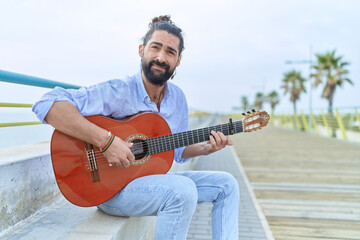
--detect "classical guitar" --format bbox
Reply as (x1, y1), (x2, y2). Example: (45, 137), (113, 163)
(50, 110), (270, 207)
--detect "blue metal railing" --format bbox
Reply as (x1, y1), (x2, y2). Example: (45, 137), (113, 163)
(0, 69), (81, 89)
(0, 69), (81, 127)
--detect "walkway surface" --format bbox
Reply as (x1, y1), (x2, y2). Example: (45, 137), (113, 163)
(187, 146), (272, 240)
(232, 126), (360, 240)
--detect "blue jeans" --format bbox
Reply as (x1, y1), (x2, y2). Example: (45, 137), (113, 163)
(97, 171), (239, 240)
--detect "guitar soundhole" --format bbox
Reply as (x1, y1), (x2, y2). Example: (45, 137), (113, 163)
(126, 134), (151, 166)
(131, 139), (148, 160)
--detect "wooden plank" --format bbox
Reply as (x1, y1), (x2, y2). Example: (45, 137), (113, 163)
(263, 209), (360, 221)
(271, 226), (360, 239)
(247, 172), (360, 185)
(259, 199), (360, 208)
(247, 168), (360, 175)
(252, 183), (360, 194)
(261, 203), (360, 214)
(267, 217), (360, 230)
(275, 236), (335, 240)
(254, 190), (360, 202)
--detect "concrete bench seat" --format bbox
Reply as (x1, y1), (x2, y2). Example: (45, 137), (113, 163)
(1, 196), (156, 240)
(0, 143), (196, 240)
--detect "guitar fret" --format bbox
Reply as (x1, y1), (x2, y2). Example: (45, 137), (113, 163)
(162, 135), (167, 152)
(173, 134), (176, 149)
(191, 130), (194, 145)
(149, 118), (246, 155)
(181, 132), (185, 147)
(167, 135), (171, 152)
(161, 136), (166, 152)
(194, 129), (199, 145)
(168, 135), (173, 151)
(174, 134), (178, 149)
(223, 123), (228, 135)
(184, 132), (188, 146)
(157, 137), (162, 153)
(201, 128), (205, 142)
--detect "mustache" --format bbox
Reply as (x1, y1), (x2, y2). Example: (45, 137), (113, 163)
(150, 60), (170, 70)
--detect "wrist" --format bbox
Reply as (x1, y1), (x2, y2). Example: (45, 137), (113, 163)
(100, 133), (115, 153)
(97, 131), (112, 149)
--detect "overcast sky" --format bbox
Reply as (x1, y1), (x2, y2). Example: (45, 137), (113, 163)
(1, 0), (359, 114)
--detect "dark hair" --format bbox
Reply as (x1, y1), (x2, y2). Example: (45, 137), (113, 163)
(142, 15), (184, 55)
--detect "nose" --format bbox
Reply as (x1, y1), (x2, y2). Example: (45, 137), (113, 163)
(156, 49), (166, 63)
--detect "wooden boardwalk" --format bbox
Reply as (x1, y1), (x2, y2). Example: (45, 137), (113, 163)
(232, 126), (360, 240)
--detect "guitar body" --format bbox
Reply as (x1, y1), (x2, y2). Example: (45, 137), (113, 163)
(50, 112), (174, 207)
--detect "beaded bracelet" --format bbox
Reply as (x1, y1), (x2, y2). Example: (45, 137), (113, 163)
(100, 133), (115, 153)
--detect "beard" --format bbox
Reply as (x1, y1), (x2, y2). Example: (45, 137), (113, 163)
(141, 58), (175, 86)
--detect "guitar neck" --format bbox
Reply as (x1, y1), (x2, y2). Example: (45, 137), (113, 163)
(146, 119), (243, 155)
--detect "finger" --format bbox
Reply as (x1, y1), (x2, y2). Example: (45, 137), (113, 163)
(211, 131), (222, 146)
(209, 134), (216, 147)
(217, 132), (227, 147)
(227, 136), (234, 146)
(128, 152), (135, 162)
(115, 161), (123, 168)
(121, 158), (131, 168)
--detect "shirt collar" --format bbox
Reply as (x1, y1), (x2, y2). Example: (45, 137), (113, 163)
(136, 70), (171, 102)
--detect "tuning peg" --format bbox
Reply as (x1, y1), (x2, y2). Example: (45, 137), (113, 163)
(242, 112), (246, 116)
(252, 109), (256, 112)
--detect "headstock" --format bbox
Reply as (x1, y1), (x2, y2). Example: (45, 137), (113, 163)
(241, 109), (270, 132)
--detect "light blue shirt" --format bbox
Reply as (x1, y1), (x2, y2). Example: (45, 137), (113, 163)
(32, 71), (190, 163)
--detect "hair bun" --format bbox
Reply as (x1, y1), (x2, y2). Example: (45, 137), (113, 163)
(151, 15), (172, 25)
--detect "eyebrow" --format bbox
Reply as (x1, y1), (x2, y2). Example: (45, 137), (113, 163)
(150, 41), (178, 54)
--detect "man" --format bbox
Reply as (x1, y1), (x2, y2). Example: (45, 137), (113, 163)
(33, 15), (239, 240)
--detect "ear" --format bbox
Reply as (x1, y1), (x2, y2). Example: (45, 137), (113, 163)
(176, 54), (182, 67)
(138, 44), (144, 57)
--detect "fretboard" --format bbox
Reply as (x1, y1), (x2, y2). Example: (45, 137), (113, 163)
(146, 120), (243, 155)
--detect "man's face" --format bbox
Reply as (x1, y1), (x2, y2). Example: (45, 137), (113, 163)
(139, 30), (182, 86)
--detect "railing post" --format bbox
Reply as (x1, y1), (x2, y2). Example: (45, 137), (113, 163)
(310, 112), (319, 135)
(335, 109), (348, 140)
(269, 114), (275, 126)
(288, 114), (295, 130)
(301, 112), (309, 133)
(294, 112), (302, 131)
(282, 114), (288, 128)
(355, 108), (360, 131)
(321, 112), (332, 137)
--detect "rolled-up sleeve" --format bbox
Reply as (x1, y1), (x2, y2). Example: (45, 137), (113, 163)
(32, 80), (128, 124)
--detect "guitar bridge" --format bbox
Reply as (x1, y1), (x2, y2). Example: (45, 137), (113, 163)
(85, 142), (100, 182)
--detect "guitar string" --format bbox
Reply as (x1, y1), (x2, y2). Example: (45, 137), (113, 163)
(91, 120), (247, 157)
(90, 121), (244, 164)
(89, 121), (262, 168)
(84, 116), (266, 168)
(91, 122), (236, 156)
(92, 116), (258, 156)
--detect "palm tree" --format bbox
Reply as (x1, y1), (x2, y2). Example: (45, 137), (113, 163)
(241, 96), (249, 112)
(311, 50), (352, 113)
(254, 92), (265, 110)
(281, 70), (306, 113)
(267, 90), (280, 113)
